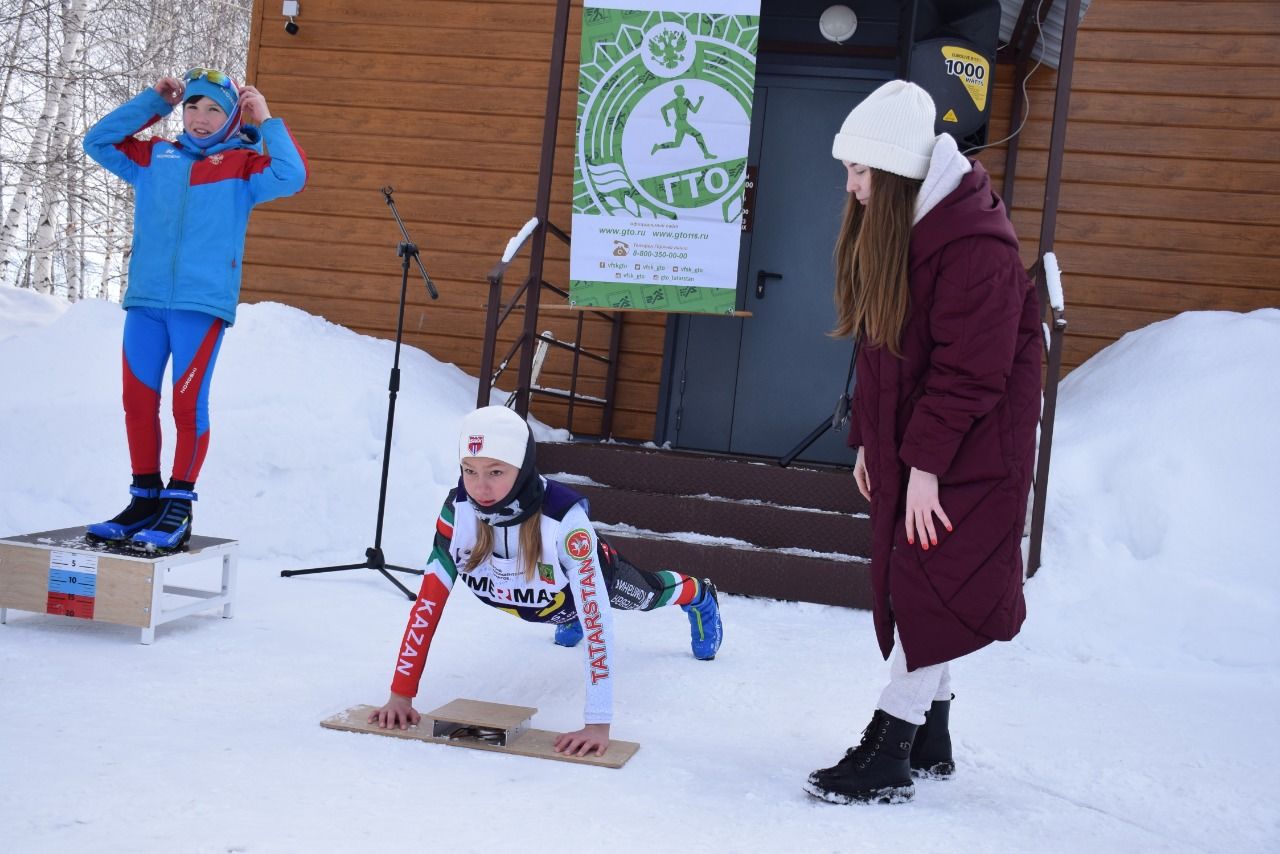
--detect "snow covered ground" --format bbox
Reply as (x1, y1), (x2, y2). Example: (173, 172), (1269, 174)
(1, 287), (1277, 853)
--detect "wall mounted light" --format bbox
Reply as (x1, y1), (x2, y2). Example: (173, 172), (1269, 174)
(819, 5), (858, 44)
(283, 0), (300, 35)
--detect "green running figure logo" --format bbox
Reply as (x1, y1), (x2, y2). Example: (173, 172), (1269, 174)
(575, 11), (759, 225)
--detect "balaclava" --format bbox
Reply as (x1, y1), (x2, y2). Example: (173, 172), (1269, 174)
(458, 405), (544, 528)
(178, 70), (243, 151)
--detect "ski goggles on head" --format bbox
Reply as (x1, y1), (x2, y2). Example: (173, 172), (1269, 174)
(183, 67), (234, 91)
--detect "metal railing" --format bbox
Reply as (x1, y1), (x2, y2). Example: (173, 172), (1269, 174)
(475, 219), (623, 436)
(470, 0), (622, 436)
(1027, 253), (1068, 578)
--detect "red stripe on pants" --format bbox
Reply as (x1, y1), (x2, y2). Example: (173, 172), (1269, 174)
(122, 346), (162, 476)
(171, 319), (225, 483)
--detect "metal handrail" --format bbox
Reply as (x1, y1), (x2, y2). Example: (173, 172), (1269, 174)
(1026, 254), (1068, 578)
(476, 218), (623, 436)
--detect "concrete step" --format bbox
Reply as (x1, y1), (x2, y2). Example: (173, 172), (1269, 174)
(539, 441), (865, 515)
(599, 528), (872, 610)
(564, 479), (871, 556)
(537, 441), (871, 607)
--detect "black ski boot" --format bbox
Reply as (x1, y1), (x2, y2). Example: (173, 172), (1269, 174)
(911, 695), (955, 779)
(131, 479), (197, 551)
(803, 710), (918, 804)
(86, 473), (163, 542)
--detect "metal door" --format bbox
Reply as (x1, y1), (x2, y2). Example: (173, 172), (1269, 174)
(663, 76), (879, 464)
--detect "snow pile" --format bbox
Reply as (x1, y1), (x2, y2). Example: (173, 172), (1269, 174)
(0, 287), (1277, 853)
(0, 287), (566, 561)
(1025, 309), (1280, 669)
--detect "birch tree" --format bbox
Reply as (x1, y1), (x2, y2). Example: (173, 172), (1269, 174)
(29, 0), (94, 295)
(0, 0), (93, 288)
(1, 0), (251, 299)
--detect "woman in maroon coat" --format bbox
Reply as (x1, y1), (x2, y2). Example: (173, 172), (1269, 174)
(804, 80), (1042, 805)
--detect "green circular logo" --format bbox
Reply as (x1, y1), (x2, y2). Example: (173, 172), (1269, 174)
(576, 13), (758, 224)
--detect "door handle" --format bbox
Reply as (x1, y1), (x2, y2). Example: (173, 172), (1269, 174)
(755, 270), (783, 299)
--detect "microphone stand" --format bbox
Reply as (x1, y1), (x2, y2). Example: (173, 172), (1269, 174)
(281, 187), (439, 599)
(779, 339), (858, 469)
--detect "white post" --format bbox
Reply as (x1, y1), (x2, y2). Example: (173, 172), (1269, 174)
(140, 562), (164, 644)
(221, 550), (237, 619)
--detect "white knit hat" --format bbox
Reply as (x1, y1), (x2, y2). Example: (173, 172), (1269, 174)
(458, 406), (530, 468)
(831, 80), (939, 180)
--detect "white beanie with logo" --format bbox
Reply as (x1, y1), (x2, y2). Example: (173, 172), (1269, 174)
(831, 80), (939, 180)
(458, 405), (531, 468)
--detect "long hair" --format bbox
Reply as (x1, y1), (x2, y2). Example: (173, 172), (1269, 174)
(830, 169), (922, 357)
(464, 514), (543, 582)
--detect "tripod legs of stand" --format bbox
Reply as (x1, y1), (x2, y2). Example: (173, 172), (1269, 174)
(281, 548), (422, 600)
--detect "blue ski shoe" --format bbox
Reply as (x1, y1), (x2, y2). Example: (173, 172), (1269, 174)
(131, 486), (197, 551)
(682, 579), (723, 660)
(86, 479), (162, 542)
(554, 619), (584, 647)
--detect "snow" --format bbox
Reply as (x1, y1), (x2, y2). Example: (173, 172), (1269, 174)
(501, 216), (539, 263)
(1044, 250), (1064, 311)
(1, 286), (1277, 853)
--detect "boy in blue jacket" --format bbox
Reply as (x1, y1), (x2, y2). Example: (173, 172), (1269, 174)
(83, 68), (307, 550)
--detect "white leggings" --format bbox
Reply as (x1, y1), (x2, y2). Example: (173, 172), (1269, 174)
(876, 632), (952, 725)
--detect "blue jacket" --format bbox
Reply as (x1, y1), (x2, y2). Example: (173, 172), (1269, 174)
(83, 89), (307, 325)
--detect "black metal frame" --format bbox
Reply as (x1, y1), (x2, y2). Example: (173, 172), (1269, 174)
(474, 0), (623, 436)
(476, 0), (1083, 576)
(998, 0), (1083, 575)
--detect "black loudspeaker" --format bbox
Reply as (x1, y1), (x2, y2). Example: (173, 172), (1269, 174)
(902, 0), (1004, 149)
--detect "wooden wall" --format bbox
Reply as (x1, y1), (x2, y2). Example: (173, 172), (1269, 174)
(242, 0), (662, 439)
(983, 0), (1280, 372)
(243, 0), (1279, 441)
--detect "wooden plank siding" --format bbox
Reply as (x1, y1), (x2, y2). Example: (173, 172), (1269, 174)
(243, 0), (1280, 440)
(981, 0), (1280, 371)
(241, 0), (661, 438)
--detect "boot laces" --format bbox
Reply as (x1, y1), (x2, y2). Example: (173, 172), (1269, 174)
(836, 714), (889, 771)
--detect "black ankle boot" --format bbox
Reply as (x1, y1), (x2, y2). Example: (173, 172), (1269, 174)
(911, 695), (955, 779)
(85, 473), (163, 542)
(804, 710), (918, 804)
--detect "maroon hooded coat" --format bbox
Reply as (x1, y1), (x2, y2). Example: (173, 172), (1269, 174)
(848, 160), (1042, 671)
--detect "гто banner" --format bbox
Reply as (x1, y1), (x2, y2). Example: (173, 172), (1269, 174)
(569, 1), (760, 315)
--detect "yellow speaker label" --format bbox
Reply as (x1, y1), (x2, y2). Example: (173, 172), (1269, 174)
(940, 46), (990, 112)
(942, 109), (959, 123)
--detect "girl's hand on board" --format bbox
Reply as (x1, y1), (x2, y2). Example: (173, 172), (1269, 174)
(368, 691), (420, 730)
(554, 723), (610, 757)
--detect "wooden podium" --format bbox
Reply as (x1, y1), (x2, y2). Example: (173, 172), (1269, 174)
(0, 527), (238, 644)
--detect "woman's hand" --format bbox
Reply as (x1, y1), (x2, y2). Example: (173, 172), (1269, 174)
(237, 85), (272, 124)
(904, 466), (952, 550)
(554, 723), (610, 757)
(368, 691), (420, 730)
(853, 445), (872, 501)
(153, 76), (184, 106)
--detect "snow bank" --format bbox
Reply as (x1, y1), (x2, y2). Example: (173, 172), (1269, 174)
(1026, 309), (1280, 669)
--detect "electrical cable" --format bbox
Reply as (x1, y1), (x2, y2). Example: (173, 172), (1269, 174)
(962, 0), (1044, 155)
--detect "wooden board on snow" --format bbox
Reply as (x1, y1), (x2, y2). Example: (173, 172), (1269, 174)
(320, 698), (640, 769)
